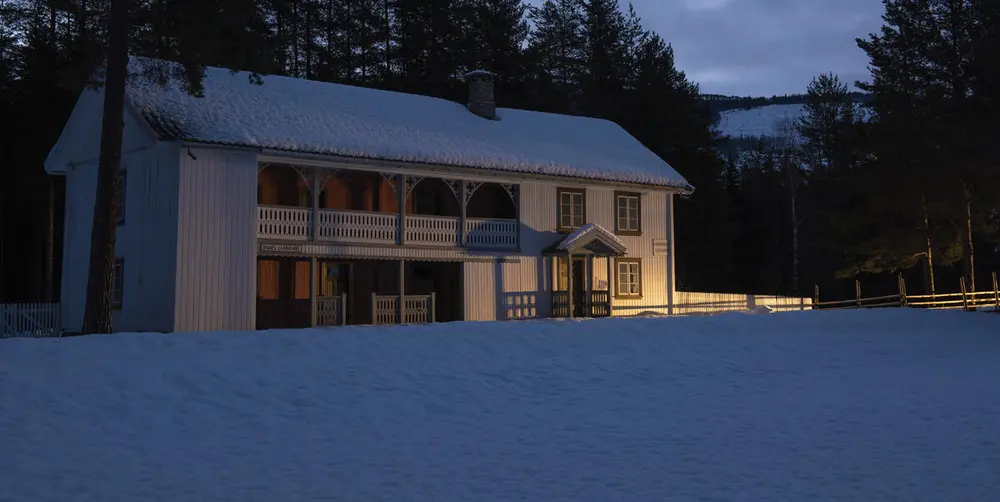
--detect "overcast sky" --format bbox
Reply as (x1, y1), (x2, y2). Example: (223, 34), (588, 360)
(531, 0), (887, 97)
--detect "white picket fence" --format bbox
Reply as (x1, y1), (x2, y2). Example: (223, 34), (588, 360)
(1, 303), (61, 338)
(673, 292), (812, 316)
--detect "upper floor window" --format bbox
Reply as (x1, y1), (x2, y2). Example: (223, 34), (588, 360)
(557, 188), (585, 231)
(115, 171), (126, 225)
(615, 191), (641, 235)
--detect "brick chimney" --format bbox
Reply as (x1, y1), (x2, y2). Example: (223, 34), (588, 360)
(465, 70), (497, 120)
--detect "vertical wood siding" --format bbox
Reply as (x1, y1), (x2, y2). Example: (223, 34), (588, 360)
(113, 143), (180, 332)
(462, 180), (676, 320)
(174, 148), (258, 332)
(58, 161), (97, 332)
(463, 261), (495, 321)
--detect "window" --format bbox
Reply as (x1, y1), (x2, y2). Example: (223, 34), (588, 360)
(616, 259), (641, 298)
(615, 191), (641, 234)
(557, 188), (585, 231)
(112, 259), (124, 308)
(294, 260), (311, 300)
(257, 260), (280, 300)
(115, 171), (126, 225)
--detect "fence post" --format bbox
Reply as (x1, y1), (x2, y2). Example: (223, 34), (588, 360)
(340, 294), (348, 326)
(430, 292), (436, 323)
(855, 279), (862, 309)
(992, 271), (999, 314)
(960, 277), (969, 311)
(371, 292), (377, 325)
(897, 274), (907, 307)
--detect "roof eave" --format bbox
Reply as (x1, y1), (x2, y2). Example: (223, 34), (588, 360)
(178, 140), (693, 192)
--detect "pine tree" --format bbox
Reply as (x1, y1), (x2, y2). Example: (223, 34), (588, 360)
(526, 0), (584, 112)
(857, 0), (998, 291)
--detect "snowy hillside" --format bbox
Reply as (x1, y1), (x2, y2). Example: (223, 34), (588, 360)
(3, 311), (1000, 501)
(716, 103), (806, 138)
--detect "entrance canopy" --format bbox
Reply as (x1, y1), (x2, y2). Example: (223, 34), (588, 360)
(543, 223), (627, 257)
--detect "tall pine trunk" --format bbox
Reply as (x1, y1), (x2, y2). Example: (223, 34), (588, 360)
(961, 181), (975, 292)
(921, 194), (935, 295)
(82, 0), (129, 334)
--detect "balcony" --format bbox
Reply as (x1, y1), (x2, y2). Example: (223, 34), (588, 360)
(256, 164), (520, 250)
(257, 206), (518, 249)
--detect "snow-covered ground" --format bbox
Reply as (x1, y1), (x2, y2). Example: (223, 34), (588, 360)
(716, 103), (806, 138)
(3, 310), (1000, 501)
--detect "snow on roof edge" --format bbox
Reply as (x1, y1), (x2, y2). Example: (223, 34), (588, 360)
(172, 136), (694, 191)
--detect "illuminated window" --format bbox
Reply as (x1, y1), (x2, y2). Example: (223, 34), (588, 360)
(257, 260), (280, 300)
(294, 261), (311, 300)
(616, 259), (641, 297)
(615, 192), (641, 234)
(557, 188), (585, 230)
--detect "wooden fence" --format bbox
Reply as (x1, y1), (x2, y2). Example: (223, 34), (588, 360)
(673, 291), (813, 316)
(1, 303), (61, 338)
(814, 272), (1000, 313)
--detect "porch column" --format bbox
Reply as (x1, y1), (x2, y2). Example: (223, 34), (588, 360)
(607, 255), (615, 317)
(586, 255), (594, 317)
(567, 253), (574, 318)
(397, 174), (407, 245)
(398, 259), (406, 324)
(459, 181), (468, 245)
(310, 257), (318, 327)
(311, 169), (320, 241)
(514, 185), (521, 250)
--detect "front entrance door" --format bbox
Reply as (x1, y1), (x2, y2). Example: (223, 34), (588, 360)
(571, 258), (586, 317)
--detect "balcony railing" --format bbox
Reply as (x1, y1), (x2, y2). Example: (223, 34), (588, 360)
(317, 209), (397, 245)
(258, 206), (312, 241)
(257, 206), (517, 249)
(466, 218), (518, 248)
(405, 214), (459, 247)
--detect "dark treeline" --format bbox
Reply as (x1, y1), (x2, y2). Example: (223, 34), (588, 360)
(1, 0), (999, 304)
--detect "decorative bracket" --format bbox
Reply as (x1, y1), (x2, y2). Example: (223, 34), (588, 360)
(314, 168), (336, 191)
(290, 165), (312, 186)
(405, 176), (424, 199)
(501, 184), (519, 205)
(465, 182), (483, 206)
(380, 173), (398, 193)
(442, 179), (463, 203)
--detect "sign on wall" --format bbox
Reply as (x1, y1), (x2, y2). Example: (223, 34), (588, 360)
(260, 243), (305, 254)
(652, 239), (668, 256)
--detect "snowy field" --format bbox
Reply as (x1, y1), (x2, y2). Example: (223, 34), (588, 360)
(3, 310), (1000, 501)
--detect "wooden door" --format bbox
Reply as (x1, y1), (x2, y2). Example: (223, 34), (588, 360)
(572, 258), (586, 317)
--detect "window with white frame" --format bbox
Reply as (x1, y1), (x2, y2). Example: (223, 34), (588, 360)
(112, 259), (124, 308)
(615, 192), (641, 234)
(558, 188), (585, 230)
(115, 171), (126, 225)
(616, 259), (641, 297)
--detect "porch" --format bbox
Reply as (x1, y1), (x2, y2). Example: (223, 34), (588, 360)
(545, 224), (627, 319)
(257, 163), (519, 249)
(255, 257), (461, 329)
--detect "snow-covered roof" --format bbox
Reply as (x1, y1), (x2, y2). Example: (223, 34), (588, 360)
(124, 58), (692, 190)
(546, 223), (626, 255)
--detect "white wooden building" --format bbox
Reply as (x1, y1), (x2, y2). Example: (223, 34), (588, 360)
(44, 58), (693, 333)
